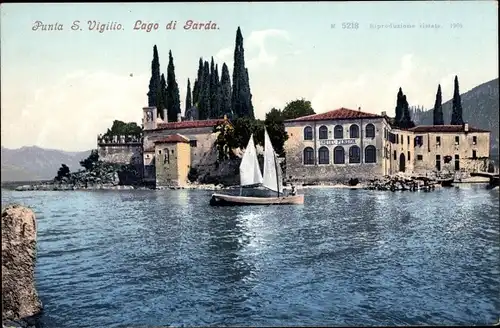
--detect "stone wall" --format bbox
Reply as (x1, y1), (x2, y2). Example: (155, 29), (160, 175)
(97, 134), (144, 179)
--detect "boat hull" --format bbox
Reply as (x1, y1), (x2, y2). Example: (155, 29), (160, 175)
(210, 193), (304, 206)
(438, 178), (454, 187)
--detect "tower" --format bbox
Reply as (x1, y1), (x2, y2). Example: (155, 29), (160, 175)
(143, 106), (158, 131)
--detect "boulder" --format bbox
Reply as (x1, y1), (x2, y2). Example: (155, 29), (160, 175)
(2, 204), (43, 327)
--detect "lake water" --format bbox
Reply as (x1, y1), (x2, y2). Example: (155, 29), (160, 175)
(1, 186), (499, 327)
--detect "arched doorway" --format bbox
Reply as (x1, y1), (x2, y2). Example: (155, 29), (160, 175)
(399, 153), (406, 172)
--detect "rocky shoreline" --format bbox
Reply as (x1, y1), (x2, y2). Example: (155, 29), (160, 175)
(11, 182), (228, 192)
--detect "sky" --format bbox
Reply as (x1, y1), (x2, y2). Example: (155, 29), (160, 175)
(1, 1), (498, 151)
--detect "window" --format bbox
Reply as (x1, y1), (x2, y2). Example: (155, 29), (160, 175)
(417, 155), (423, 161)
(365, 145), (377, 163)
(333, 146), (345, 164)
(472, 150), (477, 159)
(393, 150), (397, 160)
(389, 132), (396, 143)
(349, 124), (360, 138)
(164, 149), (170, 164)
(454, 154), (460, 171)
(455, 136), (459, 145)
(472, 136), (477, 145)
(407, 136), (410, 145)
(436, 136), (441, 146)
(303, 147), (314, 165)
(189, 140), (197, 147)
(365, 124), (376, 138)
(407, 151), (411, 161)
(318, 146), (330, 164)
(414, 135), (423, 147)
(349, 146), (361, 163)
(396, 134), (399, 144)
(401, 136), (404, 145)
(334, 125), (343, 139)
(319, 125), (328, 140)
(384, 128), (387, 140)
(436, 155), (441, 171)
(159, 149), (162, 154)
(304, 126), (313, 140)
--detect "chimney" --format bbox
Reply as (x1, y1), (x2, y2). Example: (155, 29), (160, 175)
(163, 109), (168, 122)
(177, 113), (182, 122)
(381, 111), (387, 116)
(464, 123), (469, 132)
(224, 114), (227, 120)
(358, 107), (361, 111)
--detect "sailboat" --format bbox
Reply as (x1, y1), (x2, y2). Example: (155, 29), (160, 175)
(210, 129), (304, 206)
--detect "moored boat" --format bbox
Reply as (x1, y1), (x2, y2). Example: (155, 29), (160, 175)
(210, 128), (303, 206)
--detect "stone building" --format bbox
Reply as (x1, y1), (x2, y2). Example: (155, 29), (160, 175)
(409, 124), (490, 175)
(141, 106), (229, 187)
(283, 107), (491, 183)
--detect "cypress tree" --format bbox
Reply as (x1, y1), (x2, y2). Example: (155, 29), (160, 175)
(399, 94), (415, 129)
(199, 61), (211, 120)
(215, 64), (222, 118)
(147, 45), (162, 118)
(394, 87), (404, 126)
(433, 84), (444, 125)
(166, 50), (181, 122)
(451, 75), (464, 125)
(220, 62), (232, 118)
(159, 73), (167, 119)
(231, 27), (254, 119)
(193, 58), (203, 106)
(185, 78), (192, 114)
(209, 57), (217, 118)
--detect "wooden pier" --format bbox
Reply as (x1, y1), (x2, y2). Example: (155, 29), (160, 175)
(470, 172), (500, 187)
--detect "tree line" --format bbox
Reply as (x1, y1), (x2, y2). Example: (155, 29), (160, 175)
(392, 75), (464, 129)
(147, 26), (254, 122)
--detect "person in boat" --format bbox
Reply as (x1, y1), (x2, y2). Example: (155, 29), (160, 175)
(290, 184), (297, 196)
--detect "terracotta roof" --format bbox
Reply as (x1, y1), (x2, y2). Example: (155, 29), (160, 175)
(156, 119), (227, 130)
(284, 107), (383, 123)
(144, 147), (155, 152)
(154, 134), (190, 144)
(409, 125), (489, 133)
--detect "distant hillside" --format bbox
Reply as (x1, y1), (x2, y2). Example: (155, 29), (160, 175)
(1, 146), (91, 182)
(410, 78), (499, 156)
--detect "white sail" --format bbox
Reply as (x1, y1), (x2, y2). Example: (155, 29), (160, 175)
(239, 134), (263, 186)
(263, 129), (283, 194)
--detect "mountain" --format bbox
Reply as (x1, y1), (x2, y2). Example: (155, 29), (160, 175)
(410, 78), (499, 157)
(1, 146), (91, 182)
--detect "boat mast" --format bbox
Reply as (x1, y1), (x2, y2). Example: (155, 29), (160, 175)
(274, 149), (280, 197)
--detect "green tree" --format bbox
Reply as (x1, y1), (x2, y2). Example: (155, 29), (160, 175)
(451, 75), (464, 125)
(79, 149), (99, 171)
(265, 108), (288, 156)
(103, 120), (142, 137)
(281, 98), (316, 120)
(209, 57), (221, 118)
(147, 45), (162, 118)
(220, 63), (232, 118)
(433, 84), (444, 125)
(185, 78), (192, 114)
(166, 50), (181, 122)
(199, 61), (211, 120)
(399, 95), (416, 129)
(231, 27), (254, 119)
(159, 73), (167, 118)
(394, 87), (404, 126)
(54, 164), (70, 181)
